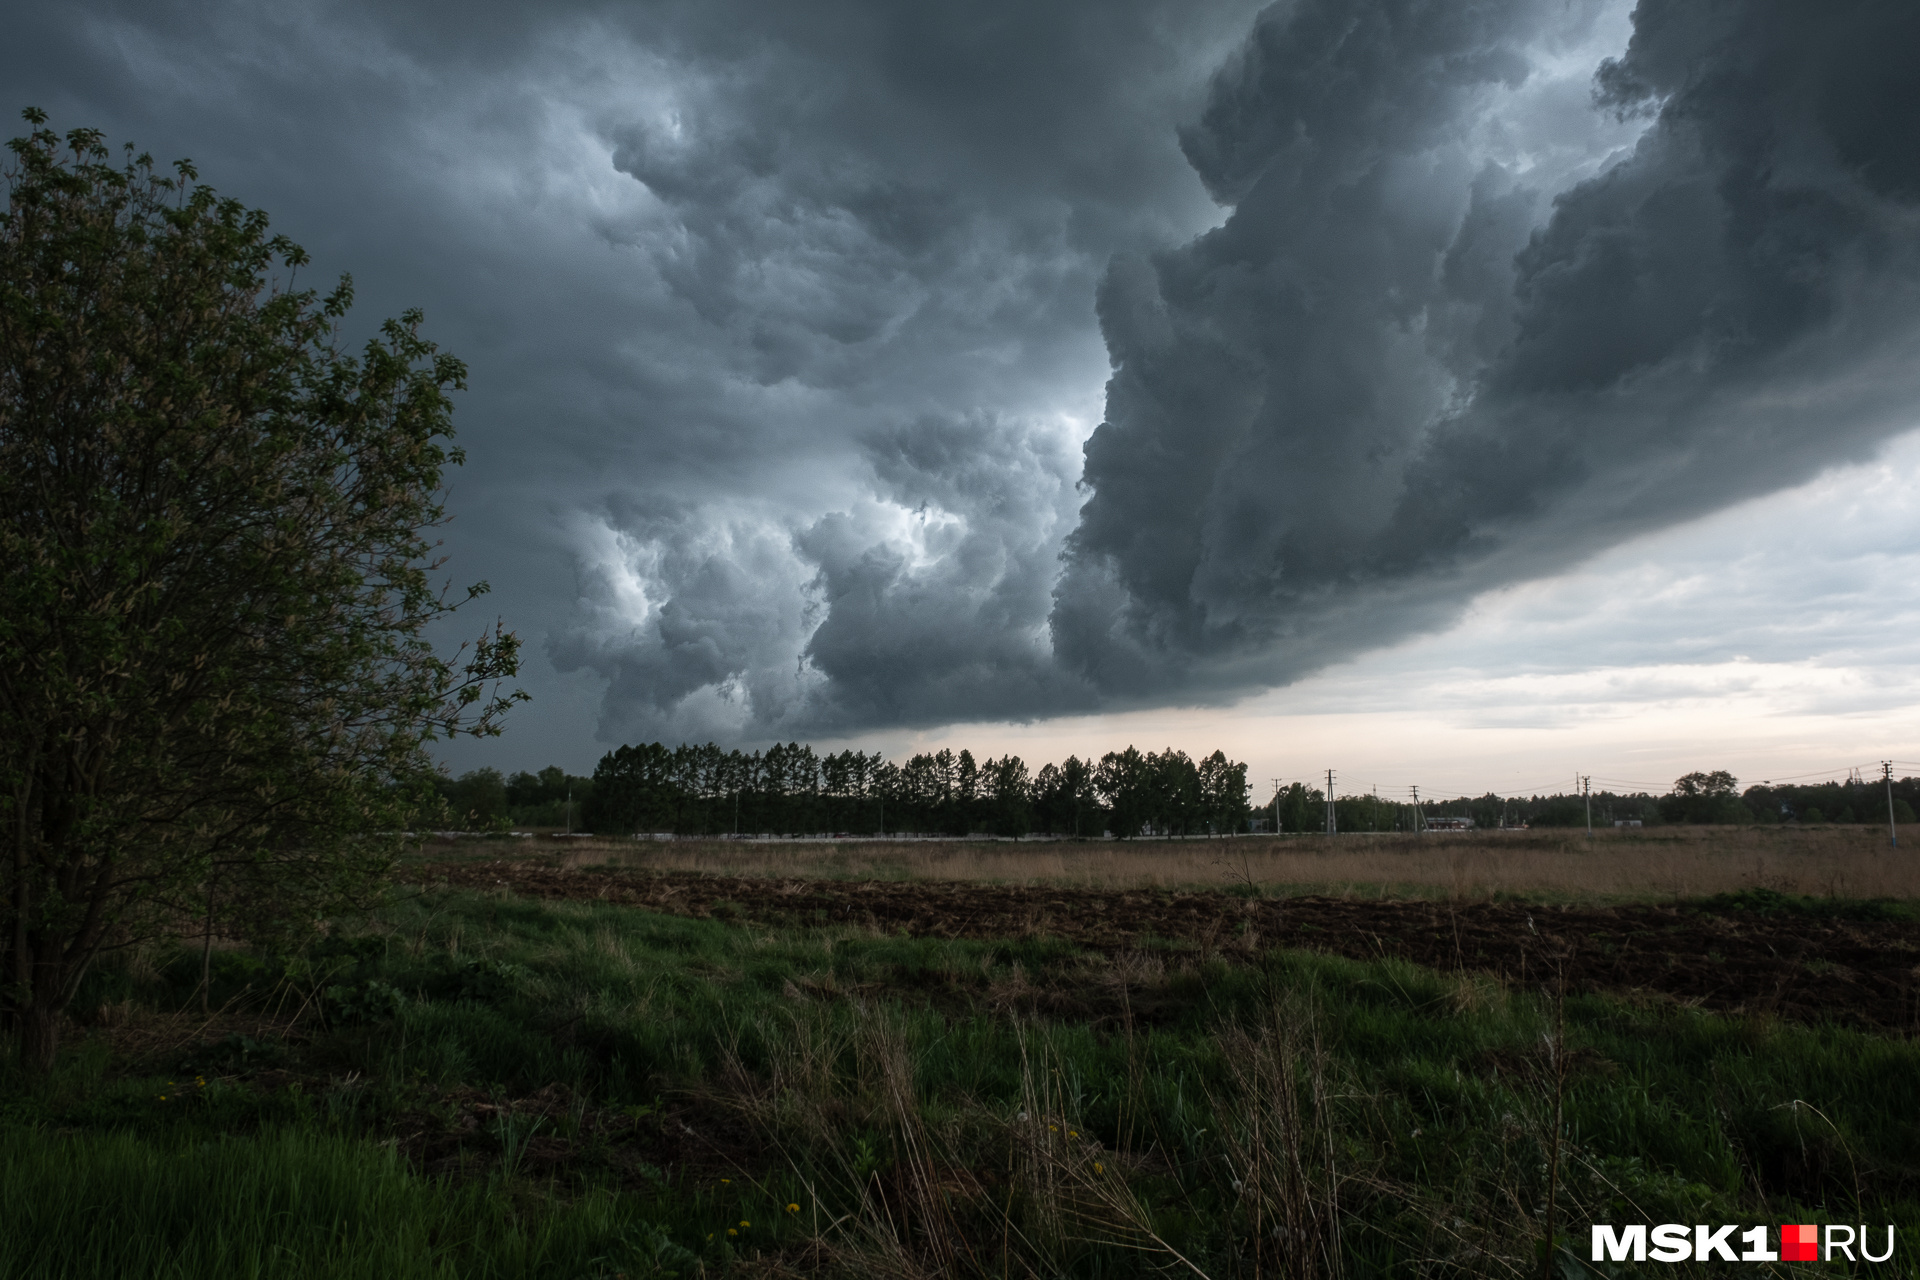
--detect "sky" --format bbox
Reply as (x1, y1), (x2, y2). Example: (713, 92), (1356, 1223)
(9, 0), (1920, 801)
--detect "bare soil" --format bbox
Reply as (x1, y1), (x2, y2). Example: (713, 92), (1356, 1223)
(407, 857), (1920, 1036)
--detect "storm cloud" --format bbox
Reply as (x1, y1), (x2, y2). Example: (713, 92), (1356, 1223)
(1055, 0), (1920, 702)
(8, 0), (1919, 754)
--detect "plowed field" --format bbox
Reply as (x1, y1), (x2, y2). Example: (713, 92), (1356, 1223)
(408, 859), (1920, 1035)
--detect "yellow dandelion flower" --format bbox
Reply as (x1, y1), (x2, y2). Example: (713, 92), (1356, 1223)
(786, 1203), (800, 1213)
(1094, 1162), (1104, 1173)
(1048, 1124), (1057, 1132)
(739, 1220), (751, 1228)
(727, 1228), (737, 1237)
(720, 1177), (731, 1184)
(1069, 1130), (1079, 1138)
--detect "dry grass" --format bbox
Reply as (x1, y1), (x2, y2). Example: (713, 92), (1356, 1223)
(421, 823), (1920, 902)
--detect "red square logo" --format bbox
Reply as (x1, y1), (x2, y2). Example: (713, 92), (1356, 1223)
(1781, 1224), (1819, 1262)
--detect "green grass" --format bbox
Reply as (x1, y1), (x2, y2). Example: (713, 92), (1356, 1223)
(5, 886), (1918, 1277)
(0, 1126), (693, 1279)
(1692, 886), (1920, 922)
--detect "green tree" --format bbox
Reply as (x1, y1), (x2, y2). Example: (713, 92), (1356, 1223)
(1276, 782), (1318, 834)
(1033, 755), (1096, 836)
(1663, 770), (1750, 824)
(503, 765), (591, 829)
(1196, 750), (1249, 834)
(0, 113), (523, 1068)
(1095, 747), (1151, 838)
(982, 755), (1032, 837)
(1673, 770), (1738, 798)
(585, 743), (678, 834)
(441, 768), (510, 829)
(1147, 749), (1202, 836)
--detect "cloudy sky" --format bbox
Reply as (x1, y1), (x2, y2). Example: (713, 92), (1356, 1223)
(12, 0), (1920, 798)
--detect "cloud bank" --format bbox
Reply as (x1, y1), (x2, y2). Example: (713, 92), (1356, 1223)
(10, 0), (1918, 753)
(1054, 0), (1920, 702)
(567, 0), (1920, 740)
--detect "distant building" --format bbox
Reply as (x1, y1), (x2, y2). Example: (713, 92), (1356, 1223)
(1613, 819), (1642, 828)
(1426, 816), (1474, 831)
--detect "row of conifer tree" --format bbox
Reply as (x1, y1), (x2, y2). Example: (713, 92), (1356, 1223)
(580, 741), (1251, 838)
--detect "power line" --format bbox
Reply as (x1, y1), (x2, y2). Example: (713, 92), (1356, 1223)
(1747, 766), (1871, 784)
(1266, 755), (1918, 817)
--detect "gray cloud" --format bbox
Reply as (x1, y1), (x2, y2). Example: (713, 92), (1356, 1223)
(522, 0), (1270, 741)
(9, 0), (1918, 761)
(4, 0), (1260, 757)
(1055, 0), (1920, 702)
(795, 410), (1091, 725)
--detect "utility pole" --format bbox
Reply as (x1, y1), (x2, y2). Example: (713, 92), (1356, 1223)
(565, 783), (572, 836)
(1325, 769), (1337, 836)
(1582, 775), (1593, 838)
(1885, 761), (1899, 847)
(1411, 785), (1422, 834)
(1271, 778), (1283, 835)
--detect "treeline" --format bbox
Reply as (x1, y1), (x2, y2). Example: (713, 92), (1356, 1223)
(1737, 775), (1916, 826)
(436, 760), (1918, 835)
(579, 742), (1251, 838)
(434, 766), (595, 830)
(1266, 769), (1920, 832)
(1265, 787), (1659, 833)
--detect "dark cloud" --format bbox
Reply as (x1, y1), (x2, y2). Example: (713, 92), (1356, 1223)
(1055, 0), (1920, 701)
(4, 0), (1261, 758)
(529, 0), (1268, 742)
(8, 0), (1917, 759)
(794, 411), (1092, 725)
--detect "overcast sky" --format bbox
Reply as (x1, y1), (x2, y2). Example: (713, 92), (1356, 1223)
(11, 0), (1920, 797)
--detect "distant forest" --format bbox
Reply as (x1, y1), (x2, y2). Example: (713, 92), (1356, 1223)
(578, 742), (1249, 838)
(1299, 770), (1920, 833)
(436, 753), (1920, 837)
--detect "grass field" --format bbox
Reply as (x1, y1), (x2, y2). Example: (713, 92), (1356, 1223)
(3, 829), (1917, 1277)
(521, 823), (1917, 901)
